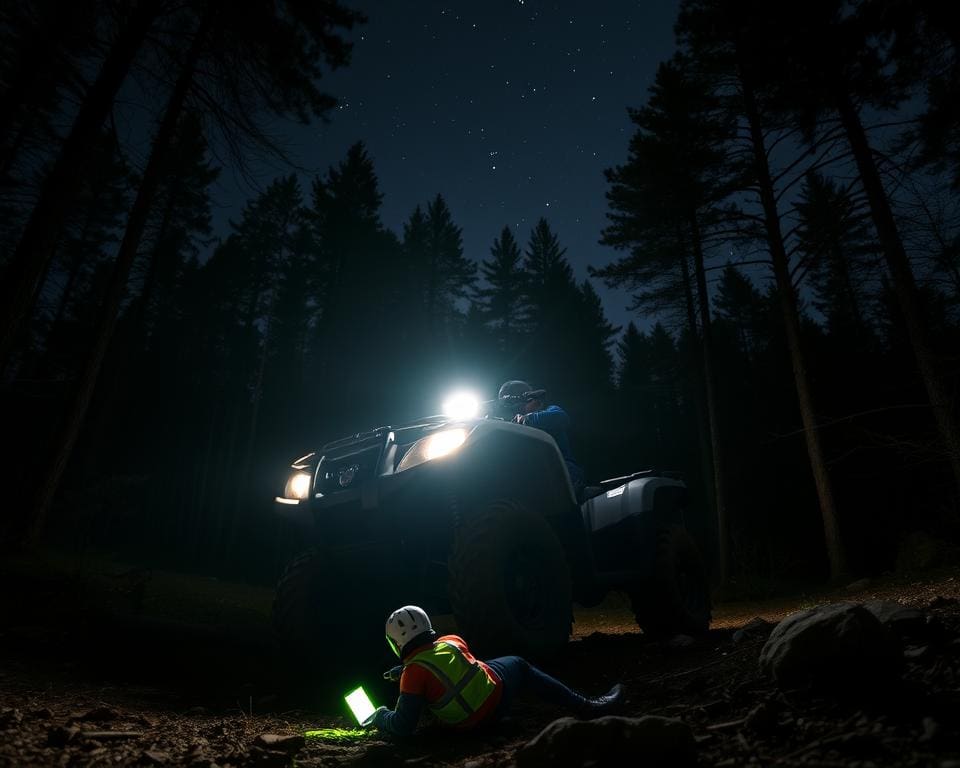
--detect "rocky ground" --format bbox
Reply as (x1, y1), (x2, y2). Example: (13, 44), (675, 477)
(1, 565), (959, 767)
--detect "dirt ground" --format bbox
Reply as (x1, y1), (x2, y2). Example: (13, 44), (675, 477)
(1, 560), (959, 767)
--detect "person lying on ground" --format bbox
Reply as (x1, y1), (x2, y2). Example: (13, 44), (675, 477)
(367, 605), (624, 737)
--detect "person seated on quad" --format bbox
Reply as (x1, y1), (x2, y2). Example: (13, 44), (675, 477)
(368, 605), (624, 736)
(497, 380), (584, 499)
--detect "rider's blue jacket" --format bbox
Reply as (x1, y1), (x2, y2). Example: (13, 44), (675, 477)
(522, 405), (583, 492)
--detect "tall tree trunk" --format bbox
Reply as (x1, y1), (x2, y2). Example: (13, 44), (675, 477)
(836, 93), (960, 496)
(0, 0), (159, 376)
(741, 72), (847, 580)
(690, 212), (729, 587)
(679, 244), (719, 576)
(23, 10), (211, 544)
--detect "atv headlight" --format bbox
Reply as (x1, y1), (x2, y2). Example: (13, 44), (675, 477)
(283, 471), (312, 501)
(397, 428), (467, 472)
(442, 391), (480, 419)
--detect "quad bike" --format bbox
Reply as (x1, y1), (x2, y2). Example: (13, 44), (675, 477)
(272, 397), (710, 668)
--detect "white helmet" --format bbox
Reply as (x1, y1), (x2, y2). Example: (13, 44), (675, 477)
(385, 605), (434, 657)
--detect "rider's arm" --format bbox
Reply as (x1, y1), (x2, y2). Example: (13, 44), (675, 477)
(523, 405), (569, 431)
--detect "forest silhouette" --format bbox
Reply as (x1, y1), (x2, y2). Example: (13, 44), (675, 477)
(1, 0), (958, 591)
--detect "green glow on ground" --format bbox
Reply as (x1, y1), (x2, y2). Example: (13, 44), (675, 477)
(304, 728), (371, 742)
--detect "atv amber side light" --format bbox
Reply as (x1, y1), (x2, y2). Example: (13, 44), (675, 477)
(284, 471), (312, 500)
(396, 428), (468, 472)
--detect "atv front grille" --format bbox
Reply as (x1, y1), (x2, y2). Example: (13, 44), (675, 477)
(317, 440), (383, 495)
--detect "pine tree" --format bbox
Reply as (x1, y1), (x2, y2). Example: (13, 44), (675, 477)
(0, 0), (99, 183)
(423, 194), (476, 333)
(520, 218), (580, 386)
(577, 280), (619, 387)
(309, 143), (402, 429)
(0, 0), (166, 371)
(597, 57), (738, 583)
(678, 0), (847, 578)
(712, 265), (769, 362)
(795, 172), (876, 340)
(733, 0), (960, 507)
(16, 0), (364, 542)
(475, 226), (525, 351)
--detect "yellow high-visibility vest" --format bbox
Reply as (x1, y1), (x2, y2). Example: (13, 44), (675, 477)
(407, 641), (498, 725)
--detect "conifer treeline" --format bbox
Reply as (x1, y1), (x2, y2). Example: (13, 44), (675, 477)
(596, 0), (960, 587)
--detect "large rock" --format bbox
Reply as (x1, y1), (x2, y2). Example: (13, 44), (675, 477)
(516, 715), (696, 768)
(863, 600), (930, 642)
(759, 603), (902, 689)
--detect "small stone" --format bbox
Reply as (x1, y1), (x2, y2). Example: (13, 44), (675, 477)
(77, 707), (120, 723)
(463, 761), (483, 768)
(47, 725), (80, 747)
(187, 740), (208, 754)
(185, 706), (208, 717)
(0, 708), (23, 728)
(664, 634), (696, 649)
(920, 717), (941, 744)
(31, 707), (54, 720)
(141, 750), (170, 765)
(845, 578), (871, 592)
(904, 645), (930, 659)
(732, 617), (774, 645)
(254, 733), (305, 753)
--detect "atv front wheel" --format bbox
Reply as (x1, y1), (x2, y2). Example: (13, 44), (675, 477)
(448, 499), (572, 658)
(631, 525), (711, 637)
(273, 549), (393, 689)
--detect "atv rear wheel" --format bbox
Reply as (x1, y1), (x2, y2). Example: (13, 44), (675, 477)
(448, 499), (572, 658)
(631, 525), (711, 637)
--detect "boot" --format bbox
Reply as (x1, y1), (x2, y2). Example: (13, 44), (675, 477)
(576, 683), (625, 718)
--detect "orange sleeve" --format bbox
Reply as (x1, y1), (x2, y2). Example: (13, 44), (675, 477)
(398, 663), (431, 695)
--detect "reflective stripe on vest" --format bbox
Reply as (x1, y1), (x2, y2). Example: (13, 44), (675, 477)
(408, 641), (497, 725)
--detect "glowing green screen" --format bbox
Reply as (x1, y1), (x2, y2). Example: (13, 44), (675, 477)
(344, 685), (375, 725)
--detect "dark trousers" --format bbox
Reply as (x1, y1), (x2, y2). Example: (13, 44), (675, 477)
(485, 655), (584, 717)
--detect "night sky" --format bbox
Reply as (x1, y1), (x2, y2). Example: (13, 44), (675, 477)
(220, 1), (680, 332)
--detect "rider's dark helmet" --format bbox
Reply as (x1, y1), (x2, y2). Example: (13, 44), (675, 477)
(497, 380), (546, 414)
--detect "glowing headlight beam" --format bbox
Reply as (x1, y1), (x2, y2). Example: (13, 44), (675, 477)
(284, 471), (312, 500)
(423, 428), (467, 461)
(441, 391), (480, 419)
